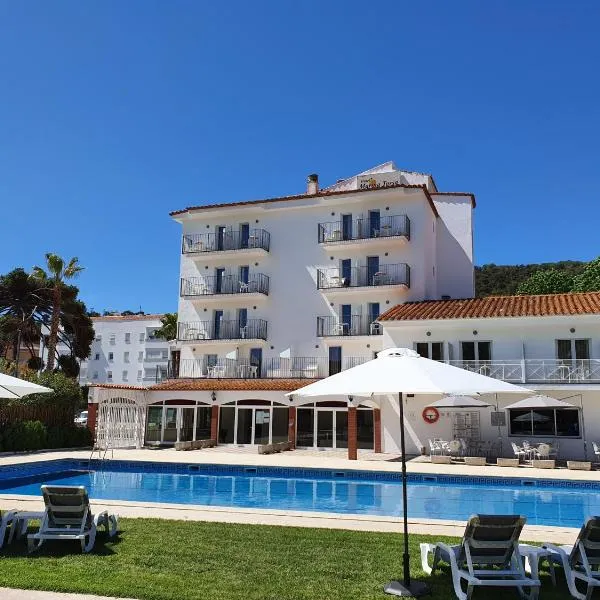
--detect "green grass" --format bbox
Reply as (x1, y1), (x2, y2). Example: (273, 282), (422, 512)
(0, 519), (569, 600)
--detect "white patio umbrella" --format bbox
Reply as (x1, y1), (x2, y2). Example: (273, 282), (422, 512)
(0, 372), (53, 399)
(429, 395), (492, 408)
(288, 348), (532, 598)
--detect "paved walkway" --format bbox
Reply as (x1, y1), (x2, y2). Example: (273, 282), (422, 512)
(0, 589), (135, 600)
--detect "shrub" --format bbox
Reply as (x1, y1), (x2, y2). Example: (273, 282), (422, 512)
(0, 421), (91, 452)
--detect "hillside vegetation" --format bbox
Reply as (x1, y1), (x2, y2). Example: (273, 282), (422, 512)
(475, 261), (587, 297)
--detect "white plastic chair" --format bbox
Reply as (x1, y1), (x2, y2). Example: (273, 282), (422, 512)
(511, 442), (527, 462)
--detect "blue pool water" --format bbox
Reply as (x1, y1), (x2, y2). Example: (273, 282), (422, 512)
(0, 459), (598, 528)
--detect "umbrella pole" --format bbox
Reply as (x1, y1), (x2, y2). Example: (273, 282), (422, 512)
(384, 392), (429, 597)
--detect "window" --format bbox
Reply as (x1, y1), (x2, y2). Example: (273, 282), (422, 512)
(139, 332), (145, 342)
(206, 354), (218, 368)
(137, 370), (142, 381)
(416, 342), (444, 361)
(122, 370), (128, 381)
(138, 351), (144, 362)
(125, 332), (131, 343)
(107, 371), (113, 381)
(94, 353), (100, 361)
(556, 339), (590, 362)
(509, 408), (580, 438)
(93, 371), (98, 380)
(460, 341), (491, 363)
(95, 335), (102, 342)
(80, 369), (87, 379)
(109, 334), (116, 345)
(124, 351), (130, 363)
(329, 346), (342, 376)
(108, 352), (114, 361)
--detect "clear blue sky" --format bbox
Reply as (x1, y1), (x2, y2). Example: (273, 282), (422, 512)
(1, 1), (599, 313)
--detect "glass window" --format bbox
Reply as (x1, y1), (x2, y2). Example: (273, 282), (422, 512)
(416, 342), (444, 361)
(139, 332), (145, 342)
(461, 341), (491, 362)
(575, 339), (590, 360)
(556, 339), (572, 361)
(108, 352), (114, 361)
(296, 408), (314, 447)
(93, 371), (98, 380)
(196, 407), (212, 440)
(124, 351), (129, 363)
(357, 410), (374, 449)
(107, 371), (112, 380)
(137, 370), (142, 381)
(272, 407), (289, 443)
(218, 407), (235, 443)
(109, 334), (116, 345)
(509, 408), (580, 437)
(122, 370), (128, 381)
(125, 333), (131, 343)
(138, 351), (144, 362)
(461, 341), (475, 361)
(94, 353), (100, 360)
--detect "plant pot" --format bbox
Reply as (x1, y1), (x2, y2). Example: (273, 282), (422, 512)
(497, 458), (520, 467)
(465, 456), (486, 466)
(532, 459), (555, 469)
(431, 455), (452, 464)
(568, 460), (592, 471)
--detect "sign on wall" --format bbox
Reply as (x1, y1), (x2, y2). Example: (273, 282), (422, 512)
(357, 173), (406, 190)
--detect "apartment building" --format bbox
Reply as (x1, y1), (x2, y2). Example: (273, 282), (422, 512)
(80, 314), (169, 385)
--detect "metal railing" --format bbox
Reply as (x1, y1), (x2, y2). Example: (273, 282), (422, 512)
(180, 274), (269, 297)
(318, 214), (410, 243)
(158, 356), (374, 382)
(317, 263), (410, 290)
(182, 229), (270, 254)
(316, 314), (383, 337)
(177, 319), (268, 341)
(446, 359), (600, 384)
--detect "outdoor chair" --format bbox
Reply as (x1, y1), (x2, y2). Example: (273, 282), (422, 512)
(429, 439), (445, 456)
(593, 442), (600, 461)
(28, 485), (118, 553)
(446, 440), (462, 458)
(420, 514), (540, 600)
(0, 509), (18, 549)
(511, 442), (527, 462)
(542, 517), (600, 600)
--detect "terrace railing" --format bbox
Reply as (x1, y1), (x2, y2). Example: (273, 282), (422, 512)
(318, 215), (410, 243)
(177, 319), (268, 342)
(180, 274), (270, 297)
(316, 314), (383, 337)
(317, 263), (410, 290)
(182, 229), (270, 254)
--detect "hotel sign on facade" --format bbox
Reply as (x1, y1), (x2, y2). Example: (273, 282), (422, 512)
(357, 172), (406, 190)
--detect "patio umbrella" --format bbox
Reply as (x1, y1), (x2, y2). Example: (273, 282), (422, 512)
(429, 395), (492, 408)
(0, 372), (53, 399)
(288, 348), (532, 598)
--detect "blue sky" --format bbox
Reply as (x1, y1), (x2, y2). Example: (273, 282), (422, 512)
(1, 1), (599, 313)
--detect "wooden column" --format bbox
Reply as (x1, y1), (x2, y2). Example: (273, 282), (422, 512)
(374, 408), (382, 453)
(87, 402), (98, 443)
(348, 406), (358, 460)
(210, 405), (219, 442)
(288, 407), (296, 448)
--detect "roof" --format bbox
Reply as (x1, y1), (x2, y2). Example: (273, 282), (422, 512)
(90, 383), (148, 391)
(378, 292), (600, 322)
(150, 378), (318, 391)
(170, 183), (442, 219)
(431, 191), (477, 208)
(92, 314), (165, 322)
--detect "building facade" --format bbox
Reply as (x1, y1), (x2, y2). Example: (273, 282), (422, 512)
(80, 315), (170, 386)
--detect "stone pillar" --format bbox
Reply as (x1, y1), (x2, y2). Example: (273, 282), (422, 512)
(348, 406), (358, 460)
(374, 408), (382, 453)
(211, 405), (219, 442)
(288, 407), (296, 448)
(87, 402), (98, 443)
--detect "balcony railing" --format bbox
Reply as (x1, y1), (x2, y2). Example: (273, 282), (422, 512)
(318, 215), (410, 243)
(317, 263), (410, 290)
(447, 359), (600, 384)
(182, 229), (270, 254)
(316, 314), (383, 337)
(177, 319), (268, 342)
(180, 274), (269, 297)
(158, 356), (373, 381)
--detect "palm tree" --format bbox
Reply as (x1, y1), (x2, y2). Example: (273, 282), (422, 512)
(154, 313), (177, 341)
(32, 254), (84, 371)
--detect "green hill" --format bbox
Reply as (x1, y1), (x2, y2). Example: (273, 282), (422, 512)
(475, 261), (587, 297)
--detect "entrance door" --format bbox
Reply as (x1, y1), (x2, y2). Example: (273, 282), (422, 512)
(369, 210), (380, 238)
(367, 256), (380, 286)
(240, 223), (250, 248)
(342, 214), (353, 240)
(237, 408), (253, 444)
(213, 310), (223, 340)
(179, 407), (195, 442)
(336, 411), (348, 449)
(317, 411), (334, 448)
(163, 407), (178, 443)
(254, 409), (270, 445)
(250, 347), (262, 377)
(216, 226), (226, 251)
(215, 268), (225, 293)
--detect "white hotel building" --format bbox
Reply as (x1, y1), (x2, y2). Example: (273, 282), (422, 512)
(89, 162), (600, 460)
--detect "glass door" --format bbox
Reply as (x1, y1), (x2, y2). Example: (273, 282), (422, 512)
(145, 406), (163, 443)
(317, 410), (334, 448)
(163, 407), (178, 443)
(342, 214), (352, 240)
(254, 409), (270, 445)
(369, 210), (380, 238)
(335, 411), (348, 449)
(237, 408), (253, 444)
(216, 226), (226, 251)
(215, 268), (225, 293)
(179, 407), (195, 442)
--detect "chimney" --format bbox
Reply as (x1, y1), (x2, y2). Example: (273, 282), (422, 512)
(307, 173), (319, 195)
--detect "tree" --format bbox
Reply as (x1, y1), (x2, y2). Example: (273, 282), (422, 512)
(31, 254), (84, 372)
(572, 257), (600, 292)
(154, 313), (177, 341)
(516, 269), (575, 295)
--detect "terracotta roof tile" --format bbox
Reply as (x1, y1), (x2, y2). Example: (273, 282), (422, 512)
(90, 383), (148, 391)
(150, 378), (318, 392)
(378, 292), (600, 321)
(92, 314), (165, 322)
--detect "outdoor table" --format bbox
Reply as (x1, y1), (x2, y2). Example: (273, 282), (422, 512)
(519, 544), (556, 585)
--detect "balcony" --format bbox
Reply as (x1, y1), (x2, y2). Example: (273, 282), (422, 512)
(317, 263), (410, 297)
(182, 229), (270, 260)
(177, 319), (268, 343)
(157, 356), (371, 382)
(318, 215), (410, 250)
(180, 274), (269, 302)
(447, 359), (600, 384)
(317, 314), (383, 338)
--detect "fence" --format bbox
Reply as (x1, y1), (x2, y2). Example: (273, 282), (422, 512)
(0, 403), (75, 428)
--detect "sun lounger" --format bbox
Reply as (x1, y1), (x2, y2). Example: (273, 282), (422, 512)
(420, 514), (540, 600)
(542, 517), (600, 599)
(28, 485), (118, 553)
(0, 509), (18, 549)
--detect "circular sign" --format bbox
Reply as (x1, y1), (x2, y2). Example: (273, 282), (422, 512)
(422, 406), (440, 424)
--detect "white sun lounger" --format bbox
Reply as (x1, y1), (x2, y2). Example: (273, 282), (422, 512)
(0, 509), (18, 549)
(420, 514), (540, 600)
(543, 516), (600, 600)
(28, 485), (118, 553)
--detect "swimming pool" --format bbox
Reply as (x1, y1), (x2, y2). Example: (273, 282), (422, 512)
(0, 459), (597, 527)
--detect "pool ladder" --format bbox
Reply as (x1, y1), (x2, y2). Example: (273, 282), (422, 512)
(89, 442), (114, 470)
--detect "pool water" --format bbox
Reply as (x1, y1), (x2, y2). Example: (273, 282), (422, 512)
(0, 460), (598, 527)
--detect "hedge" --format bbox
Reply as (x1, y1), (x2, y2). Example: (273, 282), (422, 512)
(0, 420), (92, 452)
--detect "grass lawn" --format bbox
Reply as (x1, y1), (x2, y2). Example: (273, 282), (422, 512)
(0, 519), (567, 600)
